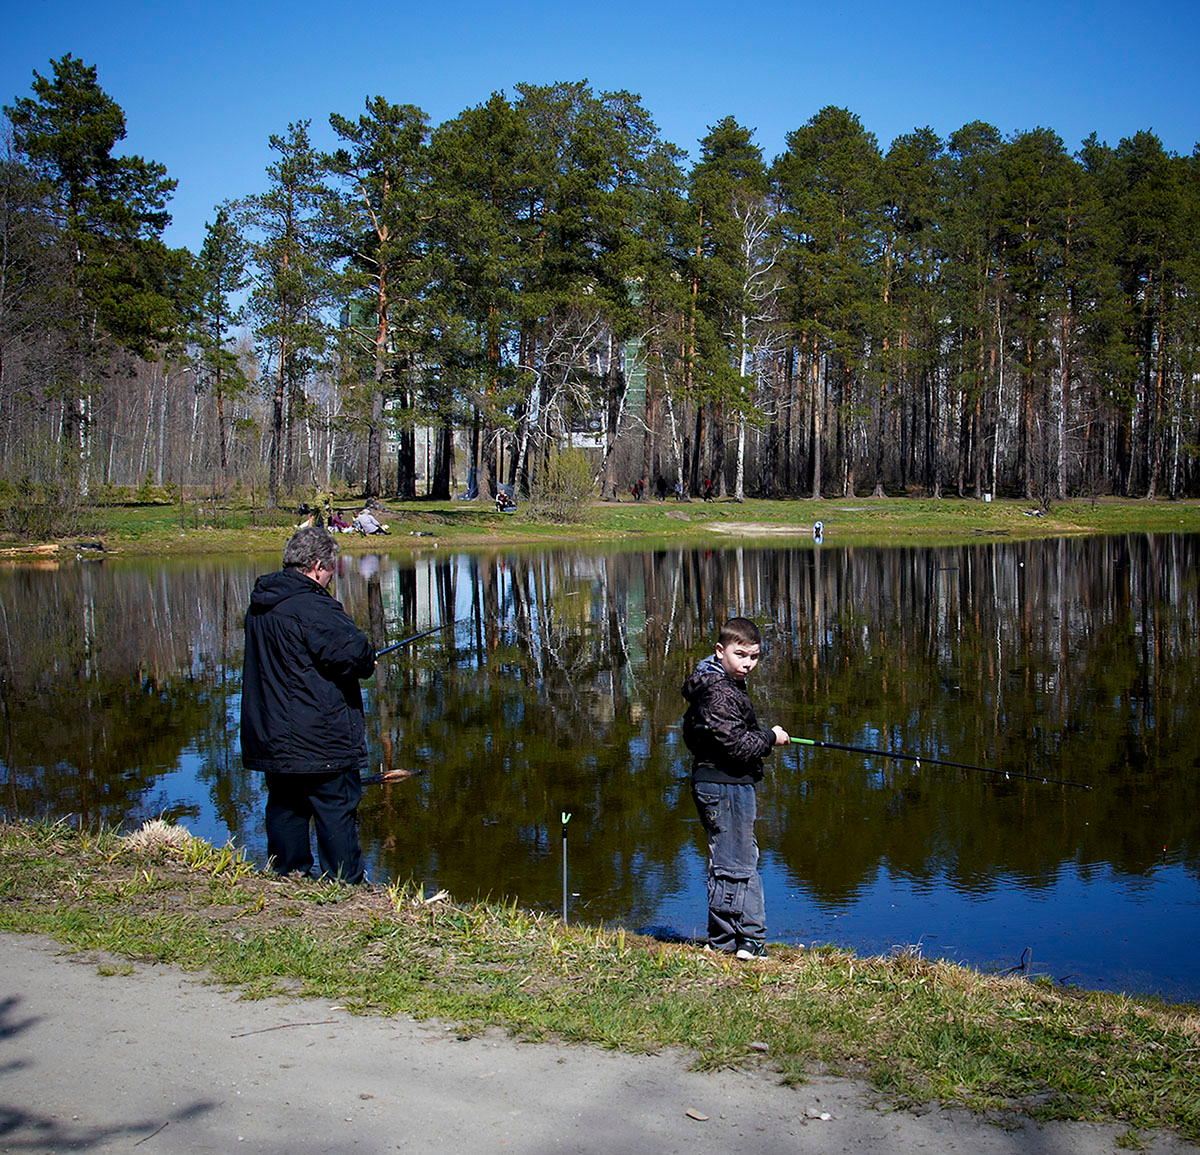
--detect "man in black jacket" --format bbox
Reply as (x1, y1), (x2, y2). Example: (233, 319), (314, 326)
(241, 527), (376, 882)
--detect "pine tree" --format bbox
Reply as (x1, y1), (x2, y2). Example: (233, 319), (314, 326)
(513, 82), (653, 497)
(943, 122), (1006, 497)
(621, 137), (691, 498)
(879, 128), (946, 495)
(993, 128), (1076, 501)
(427, 91), (534, 499)
(327, 97), (431, 501)
(242, 120), (331, 507)
(6, 54), (182, 492)
(0, 141), (68, 441)
(774, 107), (883, 498)
(1089, 131), (1198, 496)
(193, 205), (249, 477)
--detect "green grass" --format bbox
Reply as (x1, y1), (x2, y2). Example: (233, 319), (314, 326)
(2, 820), (1198, 1144)
(6, 492), (1200, 558)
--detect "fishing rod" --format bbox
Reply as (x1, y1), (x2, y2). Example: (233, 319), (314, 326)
(364, 622), (459, 785)
(375, 621), (457, 659)
(789, 736), (1092, 790)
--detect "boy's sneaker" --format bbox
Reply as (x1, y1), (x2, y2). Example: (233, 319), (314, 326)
(736, 941), (768, 960)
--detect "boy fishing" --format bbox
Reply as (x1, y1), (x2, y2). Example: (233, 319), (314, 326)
(682, 617), (789, 959)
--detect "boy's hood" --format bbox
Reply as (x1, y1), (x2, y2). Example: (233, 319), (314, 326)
(682, 652), (726, 702)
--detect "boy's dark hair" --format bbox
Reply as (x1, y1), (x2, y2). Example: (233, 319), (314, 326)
(719, 616), (761, 648)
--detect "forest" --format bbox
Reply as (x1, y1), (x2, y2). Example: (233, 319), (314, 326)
(1, 53), (1198, 513)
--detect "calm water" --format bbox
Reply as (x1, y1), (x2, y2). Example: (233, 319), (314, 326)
(2, 535), (1197, 1002)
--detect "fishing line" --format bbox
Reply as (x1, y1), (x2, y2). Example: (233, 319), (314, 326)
(366, 620), (460, 784)
(790, 736), (1092, 790)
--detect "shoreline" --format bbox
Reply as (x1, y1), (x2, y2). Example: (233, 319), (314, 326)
(1, 821), (1197, 1147)
(5, 494), (1200, 560)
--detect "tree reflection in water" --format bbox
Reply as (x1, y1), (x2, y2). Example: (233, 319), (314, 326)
(1, 535), (1197, 998)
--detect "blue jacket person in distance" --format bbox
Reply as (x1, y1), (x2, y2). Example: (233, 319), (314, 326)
(682, 617), (789, 958)
(240, 526), (377, 883)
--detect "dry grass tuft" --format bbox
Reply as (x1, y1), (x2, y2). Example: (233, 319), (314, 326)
(121, 818), (195, 855)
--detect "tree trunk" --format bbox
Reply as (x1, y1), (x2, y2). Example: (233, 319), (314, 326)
(268, 338), (285, 508)
(688, 402), (703, 496)
(712, 402), (725, 497)
(734, 414), (746, 501)
(600, 334), (624, 499)
(215, 372), (228, 476)
(397, 420), (416, 499)
(366, 386), (383, 500)
(659, 348), (687, 499)
(366, 278), (389, 502)
(431, 420), (453, 499)
(810, 337), (822, 499)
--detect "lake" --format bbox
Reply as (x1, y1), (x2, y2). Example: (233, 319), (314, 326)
(2, 534), (1197, 1002)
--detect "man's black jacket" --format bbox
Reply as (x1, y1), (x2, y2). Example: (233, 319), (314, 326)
(240, 568), (375, 775)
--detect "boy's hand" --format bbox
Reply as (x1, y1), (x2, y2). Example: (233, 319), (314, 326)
(771, 725), (790, 746)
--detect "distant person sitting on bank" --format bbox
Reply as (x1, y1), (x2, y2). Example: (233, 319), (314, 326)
(354, 508), (389, 534)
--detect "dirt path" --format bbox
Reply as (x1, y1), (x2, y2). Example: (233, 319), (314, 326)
(2, 932), (1195, 1154)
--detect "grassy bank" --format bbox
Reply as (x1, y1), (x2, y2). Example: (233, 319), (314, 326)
(2, 821), (1197, 1145)
(5, 494), (1200, 559)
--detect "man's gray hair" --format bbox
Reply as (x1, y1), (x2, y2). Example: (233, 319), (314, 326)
(283, 526), (340, 572)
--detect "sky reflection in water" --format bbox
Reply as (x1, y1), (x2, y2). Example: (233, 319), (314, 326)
(1, 535), (1197, 1001)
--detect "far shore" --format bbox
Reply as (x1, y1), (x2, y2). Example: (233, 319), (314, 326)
(4, 494), (1200, 560)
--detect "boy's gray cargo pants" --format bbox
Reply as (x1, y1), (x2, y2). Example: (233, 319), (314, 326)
(692, 780), (765, 952)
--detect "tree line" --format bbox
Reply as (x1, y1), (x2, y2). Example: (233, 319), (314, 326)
(2, 54), (1198, 511)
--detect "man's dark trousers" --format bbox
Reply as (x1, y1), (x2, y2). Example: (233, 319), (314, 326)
(264, 770), (365, 883)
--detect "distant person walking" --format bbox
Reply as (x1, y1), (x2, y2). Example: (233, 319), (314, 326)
(240, 527), (376, 883)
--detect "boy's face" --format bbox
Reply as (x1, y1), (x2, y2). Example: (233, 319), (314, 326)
(716, 639), (760, 681)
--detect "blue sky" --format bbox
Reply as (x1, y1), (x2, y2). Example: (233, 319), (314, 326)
(4, 0), (1197, 254)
